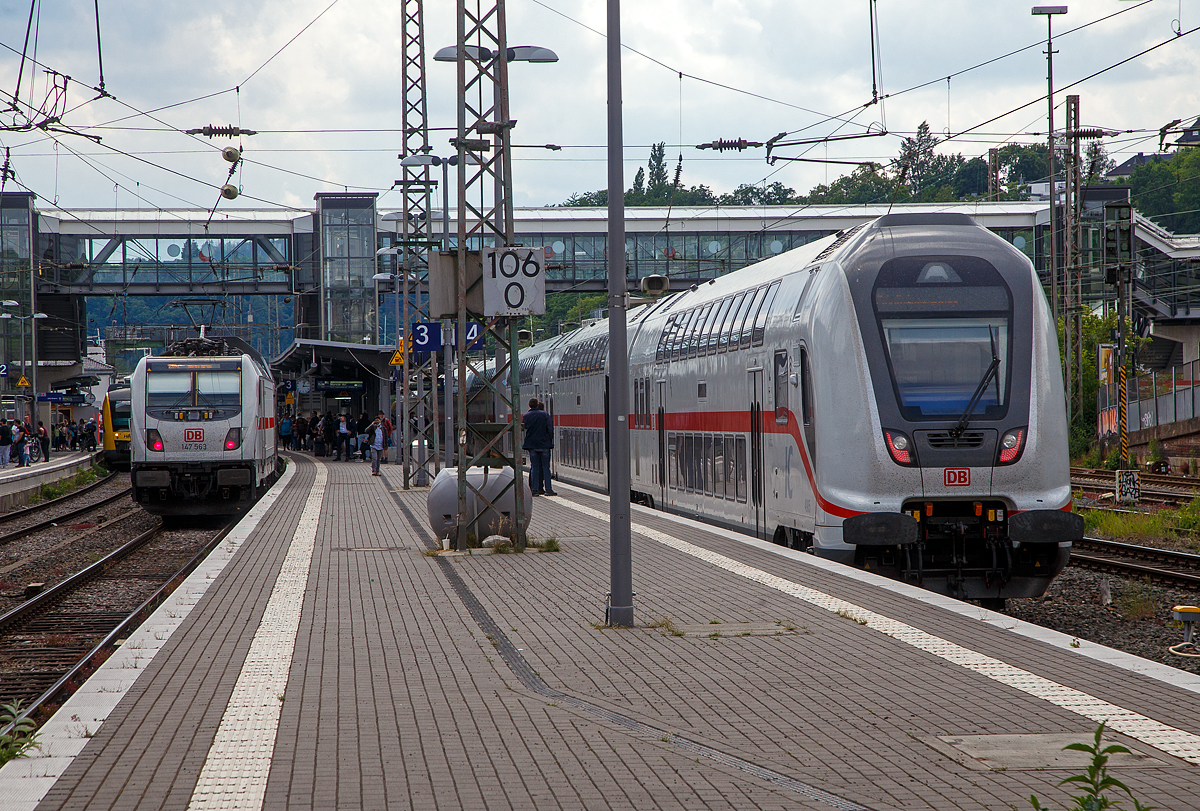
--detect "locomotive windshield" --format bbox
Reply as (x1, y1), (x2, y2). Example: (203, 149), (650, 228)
(146, 366), (241, 411)
(872, 256), (1012, 420)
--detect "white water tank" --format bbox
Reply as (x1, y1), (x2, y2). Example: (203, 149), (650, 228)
(427, 466), (532, 545)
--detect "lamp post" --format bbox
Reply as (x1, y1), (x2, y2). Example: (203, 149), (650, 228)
(1033, 5), (1067, 328)
(374, 253), (416, 486)
(0, 307), (49, 421)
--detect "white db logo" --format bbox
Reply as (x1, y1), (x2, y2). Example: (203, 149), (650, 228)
(944, 468), (970, 486)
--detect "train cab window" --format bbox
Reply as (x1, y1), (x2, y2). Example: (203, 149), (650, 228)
(873, 256), (1012, 420)
(752, 281), (781, 346)
(196, 372), (241, 409)
(773, 350), (790, 425)
(718, 292), (747, 353)
(146, 372), (192, 409)
(738, 286), (768, 348)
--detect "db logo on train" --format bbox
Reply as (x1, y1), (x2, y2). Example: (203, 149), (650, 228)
(944, 467), (971, 487)
(184, 428), (204, 443)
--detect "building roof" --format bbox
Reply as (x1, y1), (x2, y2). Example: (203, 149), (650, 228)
(1106, 152), (1170, 179)
(1174, 116), (1200, 148)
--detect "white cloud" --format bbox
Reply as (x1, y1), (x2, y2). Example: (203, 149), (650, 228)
(0, 0), (1196, 210)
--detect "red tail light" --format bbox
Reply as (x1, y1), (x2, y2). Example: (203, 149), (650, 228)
(146, 429), (165, 452)
(224, 428), (242, 450)
(884, 430), (916, 466)
(998, 427), (1026, 465)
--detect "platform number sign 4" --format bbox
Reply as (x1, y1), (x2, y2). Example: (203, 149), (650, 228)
(483, 247), (546, 316)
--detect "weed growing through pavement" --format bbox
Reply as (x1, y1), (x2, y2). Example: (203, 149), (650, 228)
(1070, 638), (1081, 648)
(645, 617), (685, 637)
(0, 701), (41, 766)
(27, 465), (108, 505)
(1028, 722), (1156, 811)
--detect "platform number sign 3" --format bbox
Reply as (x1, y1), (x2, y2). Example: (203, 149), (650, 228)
(1116, 470), (1141, 504)
(483, 247), (546, 317)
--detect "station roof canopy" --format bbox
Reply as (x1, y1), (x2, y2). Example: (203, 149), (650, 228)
(271, 338), (397, 379)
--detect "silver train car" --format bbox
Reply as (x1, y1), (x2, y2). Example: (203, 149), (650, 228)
(130, 336), (280, 516)
(523, 212), (1081, 606)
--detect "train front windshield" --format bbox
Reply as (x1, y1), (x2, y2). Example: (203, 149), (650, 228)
(873, 257), (1012, 420)
(111, 396), (132, 430)
(146, 367), (241, 411)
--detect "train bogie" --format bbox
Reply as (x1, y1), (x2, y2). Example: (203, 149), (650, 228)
(523, 213), (1080, 603)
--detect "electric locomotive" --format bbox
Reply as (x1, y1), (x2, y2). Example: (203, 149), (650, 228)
(525, 212), (1080, 605)
(129, 335), (279, 516)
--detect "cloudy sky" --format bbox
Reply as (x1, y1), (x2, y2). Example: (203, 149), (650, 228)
(1, 0), (1197, 212)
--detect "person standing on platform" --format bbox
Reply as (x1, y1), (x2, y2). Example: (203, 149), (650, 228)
(522, 398), (555, 496)
(335, 414), (352, 461)
(12, 420), (27, 467)
(293, 413), (307, 451)
(367, 412), (389, 476)
(37, 420), (50, 463)
(278, 412), (292, 451)
(0, 418), (11, 468)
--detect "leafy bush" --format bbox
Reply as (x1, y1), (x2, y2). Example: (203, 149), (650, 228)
(1029, 722), (1156, 810)
(0, 701), (41, 766)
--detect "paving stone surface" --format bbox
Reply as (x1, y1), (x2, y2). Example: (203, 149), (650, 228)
(25, 456), (1200, 810)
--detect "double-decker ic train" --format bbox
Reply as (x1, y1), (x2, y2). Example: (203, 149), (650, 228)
(519, 212), (1081, 606)
(129, 335), (280, 517)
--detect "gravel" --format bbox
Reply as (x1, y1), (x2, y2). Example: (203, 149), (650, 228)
(1007, 567), (1200, 675)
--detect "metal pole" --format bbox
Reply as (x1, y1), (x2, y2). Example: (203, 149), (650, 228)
(607, 0), (634, 628)
(401, 268), (410, 487)
(1046, 15), (1058, 333)
(455, 1), (469, 549)
(442, 158), (454, 469)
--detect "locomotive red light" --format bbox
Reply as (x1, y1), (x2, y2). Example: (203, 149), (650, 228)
(146, 429), (165, 452)
(974, 502), (982, 516)
(925, 503), (933, 517)
(224, 428), (242, 450)
(883, 430), (914, 465)
(998, 428), (1026, 464)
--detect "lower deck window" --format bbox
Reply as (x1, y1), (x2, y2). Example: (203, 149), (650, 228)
(666, 431), (746, 502)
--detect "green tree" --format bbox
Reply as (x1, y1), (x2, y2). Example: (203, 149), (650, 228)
(646, 142), (669, 197)
(998, 143), (1049, 191)
(952, 157), (989, 198)
(1129, 147), (1200, 234)
(1084, 141), (1116, 184)
(719, 181), (798, 206)
(803, 163), (903, 205)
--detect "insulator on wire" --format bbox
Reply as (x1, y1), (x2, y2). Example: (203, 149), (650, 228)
(696, 138), (764, 152)
(186, 125), (258, 138)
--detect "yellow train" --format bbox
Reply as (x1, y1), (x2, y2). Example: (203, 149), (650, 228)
(101, 386), (132, 468)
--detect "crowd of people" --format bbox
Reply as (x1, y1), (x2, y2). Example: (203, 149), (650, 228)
(277, 410), (396, 466)
(0, 415), (95, 468)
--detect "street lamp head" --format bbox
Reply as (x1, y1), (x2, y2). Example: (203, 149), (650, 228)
(371, 273), (395, 282)
(1032, 6), (1067, 15)
(433, 44), (559, 63)
(1, 300), (18, 307)
(375, 246), (402, 256)
(33, 313), (49, 319)
(400, 154), (440, 167)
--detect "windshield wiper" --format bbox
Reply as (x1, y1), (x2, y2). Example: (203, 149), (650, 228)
(949, 328), (1000, 439)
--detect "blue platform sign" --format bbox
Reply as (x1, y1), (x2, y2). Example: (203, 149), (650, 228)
(454, 322), (485, 351)
(410, 322), (441, 351)
(38, 392), (86, 404)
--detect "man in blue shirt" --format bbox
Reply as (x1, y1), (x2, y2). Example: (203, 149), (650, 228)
(521, 398), (555, 496)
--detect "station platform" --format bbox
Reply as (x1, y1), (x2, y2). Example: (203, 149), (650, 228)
(3, 452), (1200, 810)
(0, 451), (99, 512)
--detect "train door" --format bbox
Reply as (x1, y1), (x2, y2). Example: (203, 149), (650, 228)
(748, 368), (765, 538)
(656, 380), (667, 506)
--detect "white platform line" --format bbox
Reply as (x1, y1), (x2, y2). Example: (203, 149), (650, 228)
(186, 464), (327, 811)
(561, 498), (1200, 766)
(0, 462), (299, 811)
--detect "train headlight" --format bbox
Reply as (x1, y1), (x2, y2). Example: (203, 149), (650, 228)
(883, 430), (917, 466)
(146, 429), (165, 452)
(997, 427), (1027, 465)
(224, 428), (242, 450)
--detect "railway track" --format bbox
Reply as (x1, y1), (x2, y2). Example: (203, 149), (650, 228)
(0, 467), (115, 526)
(0, 519), (231, 722)
(1070, 466), (1200, 507)
(1070, 536), (1200, 588)
(0, 485), (135, 548)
